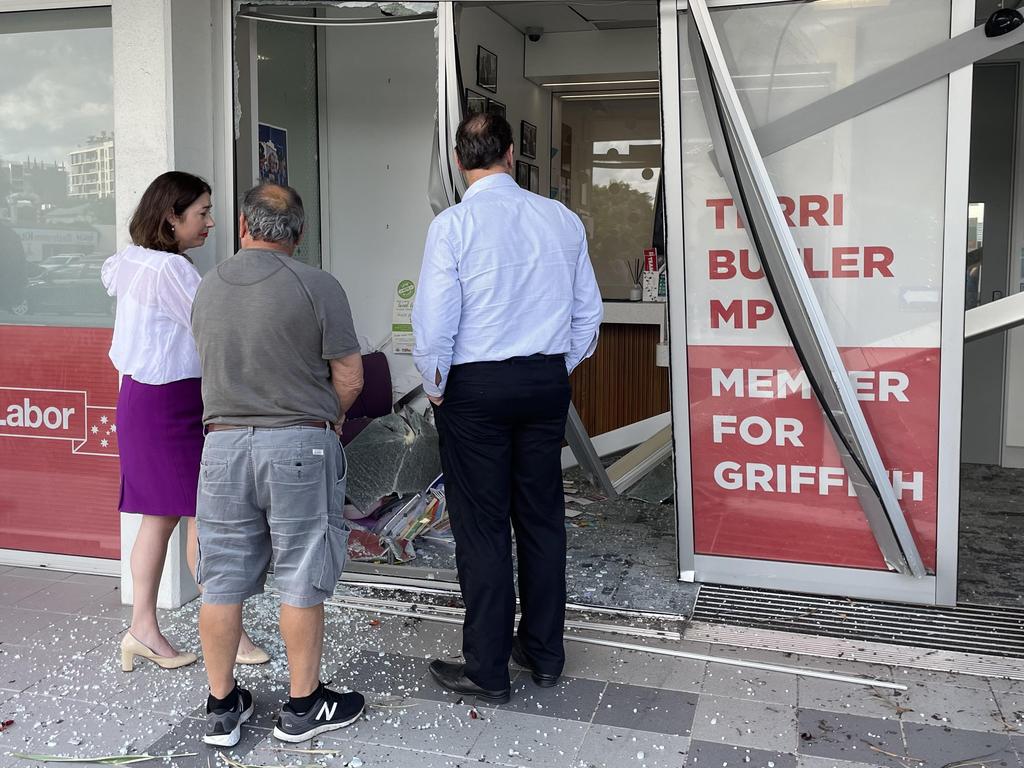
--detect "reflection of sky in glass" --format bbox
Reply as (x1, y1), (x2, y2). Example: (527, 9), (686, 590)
(0, 26), (113, 164)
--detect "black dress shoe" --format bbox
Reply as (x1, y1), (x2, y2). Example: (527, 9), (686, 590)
(511, 638), (561, 688)
(428, 659), (511, 704)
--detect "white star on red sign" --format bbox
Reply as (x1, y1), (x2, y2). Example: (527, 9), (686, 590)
(100, 439), (109, 448)
(100, 416), (109, 425)
(91, 425), (99, 434)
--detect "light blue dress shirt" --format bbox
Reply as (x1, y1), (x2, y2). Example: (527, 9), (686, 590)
(413, 172), (604, 399)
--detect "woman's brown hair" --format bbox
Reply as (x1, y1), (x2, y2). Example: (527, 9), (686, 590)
(128, 171), (212, 254)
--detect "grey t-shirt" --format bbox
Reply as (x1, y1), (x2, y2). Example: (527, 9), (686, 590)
(191, 248), (360, 427)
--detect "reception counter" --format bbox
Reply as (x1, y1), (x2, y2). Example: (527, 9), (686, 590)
(569, 300), (670, 437)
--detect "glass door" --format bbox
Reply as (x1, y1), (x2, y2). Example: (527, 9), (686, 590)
(663, 0), (972, 604)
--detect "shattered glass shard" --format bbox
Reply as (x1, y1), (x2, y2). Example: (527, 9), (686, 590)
(344, 409), (441, 512)
(625, 455), (675, 504)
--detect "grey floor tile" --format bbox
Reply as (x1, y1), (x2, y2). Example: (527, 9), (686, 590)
(991, 679), (1024, 731)
(318, 698), (488, 758)
(347, 740), (500, 768)
(795, 756), (879, 768)
(575, 724), (688, 768)
(34, 644), (207, 718)
(890, 666), (998, 691)
(0, 579), (52, 608)
(468, 709), (588, 768)
(334, 651), (442, 700)
(2, 568), (70, 582)
(691, 694), (797, 753)
(15, 581), (120, 616)
(593, 683), (698, 737)
(0, 609), (66, 645)
(899, 680), (1007, 732)
(141, 709), (271, 768)
(797, 677), (910, 719)
(60, 574), (120, 589)
(0, 694), (177, 763)
(23, 614), (125, 655)
(504, 675), (605, 722)
(557, 638), (700, 696)
(562, 642), (706, 693)
(702, 662), (797, 706)
(788, 654), (894, 683)
(686, 739), (796, 768)
(902, 721), (1018, 768)
(796, 709), (903, 767)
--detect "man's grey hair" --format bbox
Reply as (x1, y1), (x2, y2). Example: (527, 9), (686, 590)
(242, 183), (305, 246)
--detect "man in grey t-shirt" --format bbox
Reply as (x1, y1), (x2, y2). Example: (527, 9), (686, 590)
(191, 184), (366, 747)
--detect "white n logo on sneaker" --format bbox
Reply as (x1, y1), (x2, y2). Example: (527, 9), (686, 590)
(316, 701), (337, 722)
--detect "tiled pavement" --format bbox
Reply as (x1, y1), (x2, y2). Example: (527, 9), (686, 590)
(1, 566), (1023, 767)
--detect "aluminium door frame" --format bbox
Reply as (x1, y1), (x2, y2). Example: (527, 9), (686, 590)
(660, 0), (974, 605)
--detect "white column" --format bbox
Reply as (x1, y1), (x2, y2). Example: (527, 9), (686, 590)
(113, 0), (223, 609)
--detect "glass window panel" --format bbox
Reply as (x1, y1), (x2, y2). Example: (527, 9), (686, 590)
(679, 1), (950, 570)
(0, 10), (115, 328)
(561, 95), (661, 300)
(0, 8), (119, 561)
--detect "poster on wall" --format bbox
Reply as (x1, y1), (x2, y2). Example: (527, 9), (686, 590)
(680, 2), (950, 573)
(258, 123), (289, 187)
(0, 326), (120, 559)
(392, 279), (416, 354)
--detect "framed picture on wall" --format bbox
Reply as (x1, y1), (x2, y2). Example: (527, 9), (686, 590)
(258, 122), (288, 187)
(528, 164), (540, 194)
(486, 98), (505, 119)
(520, 120), (537, 159)
(560, 123), (573, 176)
(465, 89), (487, 116)
(477, 45), (498, 92)
(515, 160), (530, 189)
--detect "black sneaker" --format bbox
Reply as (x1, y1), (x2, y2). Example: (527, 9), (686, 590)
(203, 686), (254, 747)
(272, 685), (365, 742)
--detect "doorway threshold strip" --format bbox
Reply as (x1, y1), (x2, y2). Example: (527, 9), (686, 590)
(691, 584), (1024, 660)
(339, 575), (695, 622)
(320, 593), (905, 691)
(328, 593), (684, 641)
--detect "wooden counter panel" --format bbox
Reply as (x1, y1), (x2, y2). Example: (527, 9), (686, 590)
(570, 323), (670, 437)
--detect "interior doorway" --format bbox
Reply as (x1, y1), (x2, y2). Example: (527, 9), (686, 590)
(958, 41), (1024, 609)
(232, 1), (689, 615)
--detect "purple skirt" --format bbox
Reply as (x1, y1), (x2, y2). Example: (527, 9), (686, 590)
(117, 375), (203, 517)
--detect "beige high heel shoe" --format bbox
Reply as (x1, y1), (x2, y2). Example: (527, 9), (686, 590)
(120, 631), (198, 672)
(235, 645), (271, 665)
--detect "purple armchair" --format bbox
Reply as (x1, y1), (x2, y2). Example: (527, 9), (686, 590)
(340, 351), (393, 445)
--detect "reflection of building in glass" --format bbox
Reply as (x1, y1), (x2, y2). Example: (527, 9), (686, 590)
(67, 133), (115, 199)
(0, 160), (70, 224)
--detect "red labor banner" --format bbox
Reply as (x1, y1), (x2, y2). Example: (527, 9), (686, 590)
(0, 326), (120, 559)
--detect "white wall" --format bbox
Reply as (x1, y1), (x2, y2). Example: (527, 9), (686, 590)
(524, 28), (658, 83)
(113, 0), (223, 608)
(459, 7), (552, 198)
(323, 17), (437, 396)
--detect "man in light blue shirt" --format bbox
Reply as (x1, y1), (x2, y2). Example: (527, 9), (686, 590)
(414, 113), (602, 703)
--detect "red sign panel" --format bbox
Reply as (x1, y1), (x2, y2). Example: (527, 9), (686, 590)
(0, 326), (120, 559)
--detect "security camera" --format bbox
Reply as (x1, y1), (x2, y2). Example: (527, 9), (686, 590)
(526, 26), (543, 43)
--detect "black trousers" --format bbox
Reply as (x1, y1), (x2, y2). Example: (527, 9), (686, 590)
(434, 354), (572, 690)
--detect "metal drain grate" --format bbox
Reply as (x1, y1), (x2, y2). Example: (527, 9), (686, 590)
(692, 584), (1024, 659)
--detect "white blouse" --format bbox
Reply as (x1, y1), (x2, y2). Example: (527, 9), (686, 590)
(102, 245), (201, 384)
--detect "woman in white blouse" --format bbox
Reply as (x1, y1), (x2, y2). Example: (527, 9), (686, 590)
(102, 172), (265, 671)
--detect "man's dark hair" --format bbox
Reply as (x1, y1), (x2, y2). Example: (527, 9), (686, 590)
(456, 113), (513, 171)
(242, 183), (305, 246)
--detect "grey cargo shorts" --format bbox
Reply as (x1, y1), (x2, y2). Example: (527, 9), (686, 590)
(195, 425), (349, 608)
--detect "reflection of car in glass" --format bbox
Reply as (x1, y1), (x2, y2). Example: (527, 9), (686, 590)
(24, 262), (115, 317)
(38, 253), (86, 271)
